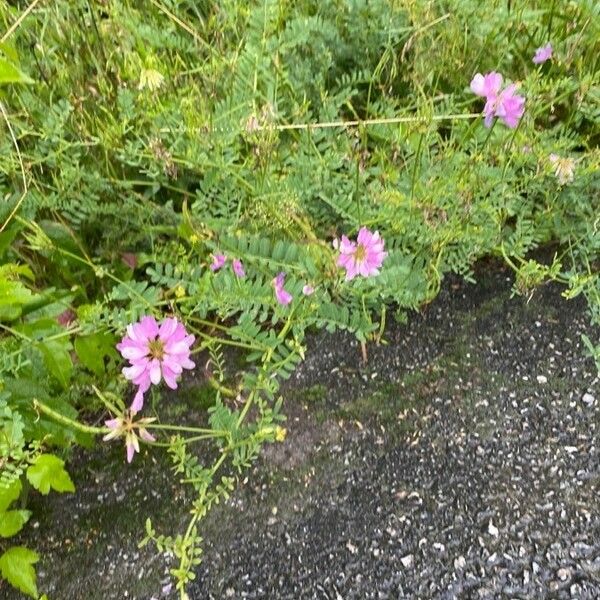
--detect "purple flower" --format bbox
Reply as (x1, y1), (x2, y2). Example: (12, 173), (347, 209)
(302, 284), (315, 296)
(533, 43), (553, 64)
(471, 72), (525, 129)
(116, 316), (195, 412)
(210, 254), (227, 271)
(470, 71), (503, 99)
(273, 273), (293, 306)
(336, 227), (387, 281)
(493, 84), (526, 128)
(232, 258), (245, 278)
(103, 411), (156, 463)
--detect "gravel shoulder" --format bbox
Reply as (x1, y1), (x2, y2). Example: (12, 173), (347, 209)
(192, 267), (600, 599)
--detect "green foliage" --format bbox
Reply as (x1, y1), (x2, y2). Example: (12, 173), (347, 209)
(26, 453), (75, 495)
(0, 546), (39, 599)
(0, 0), (598, 598)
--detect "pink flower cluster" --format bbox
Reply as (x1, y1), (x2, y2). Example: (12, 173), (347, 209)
(335, 227), (387, 281)
(117, 316), (195, 413)
(470, 72), (525, 129)
(107, 315), (195, 462)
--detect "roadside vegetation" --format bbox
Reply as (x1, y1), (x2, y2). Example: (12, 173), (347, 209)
(0, 1), (598, 598)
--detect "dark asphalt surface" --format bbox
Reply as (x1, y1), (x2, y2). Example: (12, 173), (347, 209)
(191, 268), (600, 599)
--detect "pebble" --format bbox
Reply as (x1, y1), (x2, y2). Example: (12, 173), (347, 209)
(400, 555), (414, 568)
(582, 392), (595, 406)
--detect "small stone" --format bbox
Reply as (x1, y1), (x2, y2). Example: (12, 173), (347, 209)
(557, 567), (571, 581)
(582, 393), (595, 406)
(454, 556), (466, 569)
(400, 554), (414, 568)
(488, 520), (499, 537)
(346, 541), (358, 554)
(536, 375), (548, 384)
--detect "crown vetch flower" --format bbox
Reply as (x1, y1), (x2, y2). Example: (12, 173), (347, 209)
(117, 316), (195, 412)
(103, 411), (156, 463)
(471, 72), (525, 129)
(493, 84), (526, 128)
(302, 284), (315, 296)
(232, 258), (245, 278)
(470, 71), (503, 99)
(533, 43), (553, 64)
(336, 227), (387, 281)
(273, 272), (293, 305)
(210, 254), (227, 271)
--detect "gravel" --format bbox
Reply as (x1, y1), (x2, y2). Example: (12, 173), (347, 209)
(191, 267), (600, 600)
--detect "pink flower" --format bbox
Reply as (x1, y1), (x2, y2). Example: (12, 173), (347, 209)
(232, 259), (245, 278)
(470, 71), (503, 98)
(116, 316), (195, 412)
(533, 43), (553, 64)
(103, 411), (156, 463)
(210, 254), (227, 271)
(471, 72), (525, 129)
(493, 84), (526, 128)
(336, 227), (387, 281)
(273, 273), (293, 306)
(302, 284), (315, 296)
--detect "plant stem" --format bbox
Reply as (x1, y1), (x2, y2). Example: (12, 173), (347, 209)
(33, 399), (108, 434)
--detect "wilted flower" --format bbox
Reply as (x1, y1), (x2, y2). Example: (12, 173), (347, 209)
(336, 227), (387, 281)
(273, 272), (293, 305)
(549, 154), (575, 185)
(121, 252), (137, 270)
(138, 68), (165, 91)
(470, 72), (525, 129)
(103, 410), (156, 463)
(302, 284), (315, 296)
(210, 254), (227, 271)
(117, 316), (195, 412)
(533, 43), (553, 64)
(57, 309), (76, 327)
(232, 259), (245, 278)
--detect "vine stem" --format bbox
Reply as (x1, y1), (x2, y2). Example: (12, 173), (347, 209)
(33, 399), (108, 434)
(250, 112), (481, 133)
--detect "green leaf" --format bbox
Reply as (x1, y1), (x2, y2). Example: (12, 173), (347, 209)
(0, 546), (39, 598)
(74, 332), (116, 376)
(26, 454), (75, 495)
(0, 479), (21, 512)
(0, 510), (31, 537)
(0, 57), (34, 85)
(36, 339), (73, 389)
(0, 278), (32, 321)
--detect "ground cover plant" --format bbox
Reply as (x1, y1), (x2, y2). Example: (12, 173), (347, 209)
(0, 0), (598, 597)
